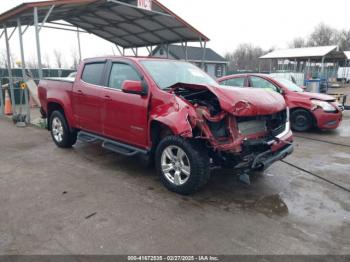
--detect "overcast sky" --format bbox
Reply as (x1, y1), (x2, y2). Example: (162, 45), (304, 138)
(0, 0), (349, 67)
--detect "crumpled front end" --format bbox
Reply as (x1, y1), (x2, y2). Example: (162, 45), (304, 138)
(190, 105), (293, 171)
(172, 83), (294, 171)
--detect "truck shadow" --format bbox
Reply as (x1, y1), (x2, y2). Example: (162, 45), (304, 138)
(75, 142), (289, 217)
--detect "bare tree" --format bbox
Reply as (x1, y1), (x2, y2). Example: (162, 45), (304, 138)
(337, 30), (350, 51)
(0, 50), (7, 68)
(53, 49), (63, 69)
(43, 53), (51, 69)
(0, 49), (17, 68)
(289, 37), (306, 48)
(70, 49), (80, 70)
(308, 23), (338, 46)
(225, 43), (266, 72)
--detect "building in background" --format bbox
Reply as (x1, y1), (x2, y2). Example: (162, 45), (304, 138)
(152, 45), (228, 78)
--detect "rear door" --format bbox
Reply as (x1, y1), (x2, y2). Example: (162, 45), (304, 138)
(102, 60), (149, 148)
(72, 61), (107, 134)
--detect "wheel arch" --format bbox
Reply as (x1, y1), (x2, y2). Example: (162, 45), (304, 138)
(47, 102), (65, 130)
(290, 107), (317, 128)
(47, 101), (75, 132)
(149, 120), (174, 150)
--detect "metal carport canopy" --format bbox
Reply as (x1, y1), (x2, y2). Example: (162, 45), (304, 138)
(259, 45), (344, 60)
(0, 0), (209, 48)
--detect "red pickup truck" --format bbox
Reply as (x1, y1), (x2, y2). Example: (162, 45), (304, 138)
(38, 57), (293, 195)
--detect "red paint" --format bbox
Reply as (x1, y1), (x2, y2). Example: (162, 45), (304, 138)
(218, 74), (343, 130)
(39, 57), (292, 165)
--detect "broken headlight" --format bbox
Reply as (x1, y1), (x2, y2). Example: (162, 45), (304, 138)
(311, 100), (337, 113)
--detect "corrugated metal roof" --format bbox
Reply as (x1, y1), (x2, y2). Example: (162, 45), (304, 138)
(260, 45), (338, 59)
(0, 0), (209, 48)
(152, 45), (227, 63)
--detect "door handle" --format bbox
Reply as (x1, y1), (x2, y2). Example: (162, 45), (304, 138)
(77, 90), (83, 95)
(104, 95), (111, 100)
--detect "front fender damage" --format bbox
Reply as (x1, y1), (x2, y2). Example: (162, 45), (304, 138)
(149, 96), (194, 138)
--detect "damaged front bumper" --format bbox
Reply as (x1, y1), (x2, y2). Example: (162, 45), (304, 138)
(251, 143), (294, 170)
(251, 121), (294, 170)
(231, 121), (294, 171)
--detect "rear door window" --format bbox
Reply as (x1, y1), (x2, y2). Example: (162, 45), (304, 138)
(221, 77), (246, 87)
(81, 63), (105, 85)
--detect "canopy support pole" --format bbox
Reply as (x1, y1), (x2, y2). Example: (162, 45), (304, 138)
(200, 39), (207, 70)
(77, 27), (82, 62)
(8, 27), (17, 40)
(18, 18), (30, 123)
(39, 5), (55, 31)
(18, 19), (26, 79)
(181, 42), (188, 61)
(321, 56), (325, 79)
(3, 25), (16, 114)
(34, 5), (55, 79)
(22, 25), (30, 35)
(307, 58), (311, 79)
(34, 7), (43, 79)
(166, 43), (169, 59)
(116, 45), (123, 56)
(131, 48), (138, 56)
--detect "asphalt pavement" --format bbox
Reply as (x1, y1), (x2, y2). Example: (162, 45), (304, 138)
(0, 115), (349, 255)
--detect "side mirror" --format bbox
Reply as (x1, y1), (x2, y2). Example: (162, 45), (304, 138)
(122, 80), (147, 96)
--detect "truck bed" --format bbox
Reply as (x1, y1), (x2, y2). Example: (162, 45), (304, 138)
(38, 78), (75, 114)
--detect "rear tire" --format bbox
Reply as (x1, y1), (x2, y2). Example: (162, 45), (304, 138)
(49, 111), (77, 148)
(291, 109), (313, 132)
(155, 136), (210, 195)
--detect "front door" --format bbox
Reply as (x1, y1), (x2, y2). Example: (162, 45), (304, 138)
(103, 62), (149, 148)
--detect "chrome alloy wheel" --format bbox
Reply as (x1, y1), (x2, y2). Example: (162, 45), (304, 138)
(161, 146), (191, 186)
(52, 117), (64, 143)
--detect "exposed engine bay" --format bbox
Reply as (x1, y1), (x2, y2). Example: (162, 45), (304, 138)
(172, 84), (290, 169)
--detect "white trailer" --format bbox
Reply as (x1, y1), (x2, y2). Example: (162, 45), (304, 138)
(337, 67), (350, 83)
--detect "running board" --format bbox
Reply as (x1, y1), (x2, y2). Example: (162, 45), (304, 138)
(78, 131), (148, 157)
(78, 132), (98, 143)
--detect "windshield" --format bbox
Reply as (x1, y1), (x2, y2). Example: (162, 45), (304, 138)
(274, 78), (303, 92)
(141, 60), (219, 89)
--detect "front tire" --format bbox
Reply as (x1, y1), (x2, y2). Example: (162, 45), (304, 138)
(291, 109), (313, 132)
(50, 111), (77, 148)
(155, 136), (210, 195)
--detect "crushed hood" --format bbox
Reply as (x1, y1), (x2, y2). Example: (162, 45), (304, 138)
(211, 86), (286, 116)
(170, 83), (286, 117)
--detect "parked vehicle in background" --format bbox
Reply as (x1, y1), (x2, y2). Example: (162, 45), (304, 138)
(219, 74), (343, 132)
(337, 67), (350, 83)
(39, 57), (293, 195)
(67, 72), (77, 79)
